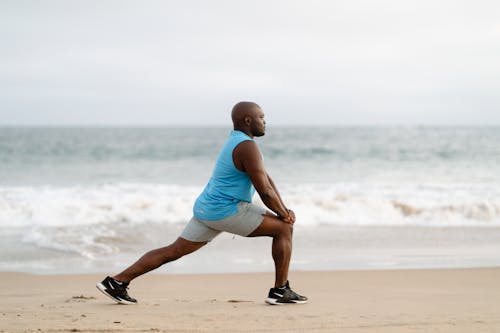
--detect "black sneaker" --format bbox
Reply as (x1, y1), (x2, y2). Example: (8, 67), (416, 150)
(96, 276), (137, 304)
(265, 281), (308, 305)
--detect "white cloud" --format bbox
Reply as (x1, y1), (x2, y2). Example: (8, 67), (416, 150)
(1, 0), (499, 125)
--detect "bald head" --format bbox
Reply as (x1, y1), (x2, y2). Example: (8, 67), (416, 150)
(231, 101), (266, 138)
(231, 101), (260, 124)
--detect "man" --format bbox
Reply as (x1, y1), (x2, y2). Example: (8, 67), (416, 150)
(96, 101), (307, 305)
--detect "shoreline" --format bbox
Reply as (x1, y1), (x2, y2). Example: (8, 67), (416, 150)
(2, 268), (499, 332)
(3, 225), (500, 275)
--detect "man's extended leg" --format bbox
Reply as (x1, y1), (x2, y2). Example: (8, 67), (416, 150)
(115, 237), (206, 283)
(96, 237), (206, 304)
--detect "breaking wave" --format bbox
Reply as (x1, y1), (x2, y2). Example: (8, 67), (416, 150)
(1, 182), (500, 258)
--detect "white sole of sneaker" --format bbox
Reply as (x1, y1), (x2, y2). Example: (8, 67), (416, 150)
(96, 283), (137, 305)
(265, 297), (284, 305)
(265, 298), (308, 305)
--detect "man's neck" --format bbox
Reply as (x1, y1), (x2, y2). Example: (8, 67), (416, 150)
(233, 127), (254, 139)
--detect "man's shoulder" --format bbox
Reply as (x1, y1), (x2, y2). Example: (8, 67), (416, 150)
(232, 139), (263, 172)
(234, 139), (260, 156)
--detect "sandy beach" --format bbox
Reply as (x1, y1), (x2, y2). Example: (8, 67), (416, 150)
(1, 268), (499, 333)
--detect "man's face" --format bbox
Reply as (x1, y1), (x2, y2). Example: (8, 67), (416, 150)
(250, 108), (266, 137)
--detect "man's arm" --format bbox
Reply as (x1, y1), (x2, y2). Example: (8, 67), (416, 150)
(267, 173), (286, 210)
(267, 173), (296, 223)
(233, 141), (293, 222)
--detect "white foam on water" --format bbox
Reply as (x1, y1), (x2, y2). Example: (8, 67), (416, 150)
(1, 182), (500, 259)
(281, 182), (500, 227)
(0, 183), (201, 258)
(0, 183), (200, 227)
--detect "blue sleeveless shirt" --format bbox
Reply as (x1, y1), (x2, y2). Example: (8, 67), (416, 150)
(193, 130), (256, 220)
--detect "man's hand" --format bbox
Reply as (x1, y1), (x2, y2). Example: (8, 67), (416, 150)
(280, 209), (296, 224)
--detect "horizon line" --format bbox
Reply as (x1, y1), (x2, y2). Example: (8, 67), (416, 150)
(1, 124), (500, 129)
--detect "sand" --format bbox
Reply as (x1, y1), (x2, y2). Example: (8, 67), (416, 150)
(1, 268), (499, 333)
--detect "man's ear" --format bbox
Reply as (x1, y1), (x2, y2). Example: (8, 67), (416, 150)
(244, 116), (251, 126)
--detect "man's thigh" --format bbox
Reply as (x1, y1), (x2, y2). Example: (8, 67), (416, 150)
(200, 202), (267, 237)
(180, 216), (222, 242)
(247, 214), (292, 238)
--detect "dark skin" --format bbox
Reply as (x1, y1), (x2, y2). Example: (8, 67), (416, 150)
(114, 102), (295, 287)
(232, 104), (295, 222)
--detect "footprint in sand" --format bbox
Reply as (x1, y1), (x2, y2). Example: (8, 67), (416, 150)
(65, 295), (97, 303)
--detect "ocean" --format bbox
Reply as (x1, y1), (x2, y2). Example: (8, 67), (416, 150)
(1, 127), (500, 274)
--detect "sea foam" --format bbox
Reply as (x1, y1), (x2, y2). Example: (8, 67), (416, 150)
(2, 182), (500, 259)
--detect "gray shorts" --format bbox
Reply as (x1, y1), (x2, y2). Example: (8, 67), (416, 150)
(180, 202), (267, 242)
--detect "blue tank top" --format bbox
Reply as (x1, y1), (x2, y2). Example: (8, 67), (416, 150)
(193, 130), (256, 220)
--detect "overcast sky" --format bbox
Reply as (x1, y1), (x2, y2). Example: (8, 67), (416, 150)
(1, 0), (499, 126)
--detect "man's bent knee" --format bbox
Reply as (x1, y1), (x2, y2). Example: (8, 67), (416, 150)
(278, 222), (293, 238)
(248, 215), (294, 238)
